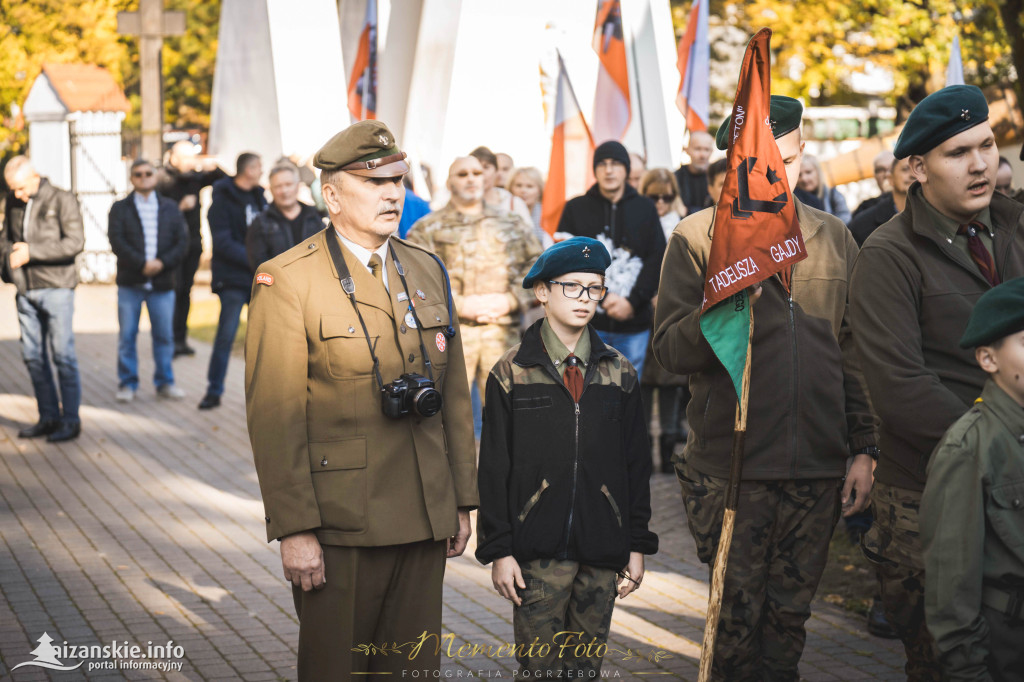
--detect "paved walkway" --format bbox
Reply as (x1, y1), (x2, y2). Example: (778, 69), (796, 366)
(0, 283), (906, 681)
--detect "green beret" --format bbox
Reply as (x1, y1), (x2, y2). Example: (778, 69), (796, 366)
(522, 237), (611, 289)
(959, 277), (1024, 348)
(893, 85), (989, 160)
(715, 95), (803, 151)
(313, 120), (410, 177)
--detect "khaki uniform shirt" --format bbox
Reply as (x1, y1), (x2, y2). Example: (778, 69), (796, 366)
(922, 380), (1024, 679)
(245, 229), (478, 547)
(406, 203), (542, 327)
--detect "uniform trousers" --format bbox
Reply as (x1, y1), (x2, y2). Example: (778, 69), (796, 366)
(461, 323), (518, 402)
(291, 539), (446, 680)
(677, 461), (841, 682)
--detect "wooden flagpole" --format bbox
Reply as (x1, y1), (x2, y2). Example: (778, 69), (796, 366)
(697, 307), (754, 682)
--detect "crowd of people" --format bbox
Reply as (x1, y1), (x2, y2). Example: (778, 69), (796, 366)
(2, 81), (1024, 681)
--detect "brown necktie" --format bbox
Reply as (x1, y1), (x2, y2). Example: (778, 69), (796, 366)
(368, 254), (385, 289)
(564, 354), (584, 402)
(957, 222), (1000, 287)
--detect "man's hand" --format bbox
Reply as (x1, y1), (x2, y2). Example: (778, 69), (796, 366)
(280, 531), (325, 592)
(474, 294), (513, 324)
(491, 555), (525, 606)
(9, 242), (29, 269)
(447, 509), (472, 557)
(179, 195), (198, 212)
(842, 453), (875, 517)
(748, 283), (764, 306)
(603, 293), (635, 321)
(617, 552), (645, 599)
(142, 259), (164, 278)
(459, 295), (487, 320)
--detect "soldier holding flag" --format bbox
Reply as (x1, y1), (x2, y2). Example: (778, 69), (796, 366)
(652, 29), (876, 681)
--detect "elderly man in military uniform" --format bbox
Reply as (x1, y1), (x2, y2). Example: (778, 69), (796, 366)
(407, 155), (542, 400)
(245, 121), (478, 679)
(851, 85), (1024, 680)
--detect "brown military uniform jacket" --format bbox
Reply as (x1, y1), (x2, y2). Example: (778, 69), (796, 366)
(245, 228), (479, 547)
(406, 203), (542, 326)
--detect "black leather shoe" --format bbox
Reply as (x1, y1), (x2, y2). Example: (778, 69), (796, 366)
(174, 343), (196, 357)
(46, 422), (81, 443)
(18, 419), (61, 439)
(867, 597), (899, 639)
(198, 394), (221, 410)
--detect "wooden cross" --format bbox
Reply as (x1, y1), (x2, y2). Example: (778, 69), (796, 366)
(117, 0), (186, 163)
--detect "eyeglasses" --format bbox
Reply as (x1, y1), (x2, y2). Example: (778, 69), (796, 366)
(132, 170), (154, 178)
(548, 280), (608, 302)
(646, 193), (675, 203)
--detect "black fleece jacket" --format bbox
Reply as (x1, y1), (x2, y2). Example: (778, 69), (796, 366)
(556, 184), (666, 334)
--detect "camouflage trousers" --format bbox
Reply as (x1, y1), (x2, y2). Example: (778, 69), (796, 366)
(461, 323), (518, 400)
(862, 482), (943, 682)
(513, 558), (617, 676)
(677, 461), (841, 682)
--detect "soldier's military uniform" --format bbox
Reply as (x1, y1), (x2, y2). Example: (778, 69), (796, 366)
(245, 122), (478, 679)
(921, 279), (1024, 682)
(406, 204), (542, 397)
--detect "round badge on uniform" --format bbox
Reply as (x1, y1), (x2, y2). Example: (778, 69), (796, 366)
(435, 332), (446, 353)
(405, 311), (418, 329)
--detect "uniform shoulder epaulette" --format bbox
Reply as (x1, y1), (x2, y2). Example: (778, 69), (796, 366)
(940, 406), (986, 448)
(392, 235), (444, 269)
(276, 230), (327, 267)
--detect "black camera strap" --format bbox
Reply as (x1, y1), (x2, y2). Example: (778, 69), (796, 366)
(325, 230), (387, 392)
(388, 241), (435, 383)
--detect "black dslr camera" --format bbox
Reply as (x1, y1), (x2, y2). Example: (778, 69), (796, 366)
(381, 373), (443, 419)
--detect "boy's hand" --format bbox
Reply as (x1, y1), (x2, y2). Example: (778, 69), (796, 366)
(617, 552), (645, 599)
(492, 556), (525, 606)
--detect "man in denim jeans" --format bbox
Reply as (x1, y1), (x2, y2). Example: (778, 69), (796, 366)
(108, 159), (189, 402)
(1, 156), (85, 442)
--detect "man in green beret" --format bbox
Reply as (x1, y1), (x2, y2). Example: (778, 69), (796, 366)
(244, 120), (478, 679)
(653, 94), (877, 680)
(921, 276), (1024, 681)
(851, 84), (1024, 680)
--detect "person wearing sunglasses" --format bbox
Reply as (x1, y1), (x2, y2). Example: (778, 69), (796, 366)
(1, 155), (85, 442)
(477, 236), (657, 677)
(108, 158), (189, 403)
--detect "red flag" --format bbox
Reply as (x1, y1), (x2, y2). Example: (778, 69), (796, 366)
(347, 0), (378, 121)
(542, 54), (595, 236)
(591, 0), (631, 142)
(702, 28), (805, 312)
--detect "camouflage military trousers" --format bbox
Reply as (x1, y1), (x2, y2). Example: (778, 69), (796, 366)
(862, 482), (943, 682)
(461, 323), (518, 400)
(513, 558), (617, 676)
(677, 461), (842, 682)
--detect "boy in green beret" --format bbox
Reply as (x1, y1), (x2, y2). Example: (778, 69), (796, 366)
(921, 277), (1024, 681)
(475, 236), (658, 677)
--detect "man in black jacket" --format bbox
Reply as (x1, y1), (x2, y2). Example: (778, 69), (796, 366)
(108, 159), (189, 402)
(157, 141), (227, 357)
(674, 131), (714, 215)
(199, 152), (266, 410)
(556, 141), (665, 375)
(246, 163), (323, 271)
(1, 156), (85, 442)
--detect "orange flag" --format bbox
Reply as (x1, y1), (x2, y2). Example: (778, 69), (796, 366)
(347, 0), (377, 121)
(702, 28), (805, 312)
(591, 0), (631, 142)
(542, 53), (595, 237)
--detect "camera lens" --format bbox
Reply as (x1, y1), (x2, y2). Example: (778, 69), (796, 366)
(411, 387), (443, 418)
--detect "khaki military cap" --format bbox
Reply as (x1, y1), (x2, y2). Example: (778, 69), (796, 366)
(313, 120), (410, 177)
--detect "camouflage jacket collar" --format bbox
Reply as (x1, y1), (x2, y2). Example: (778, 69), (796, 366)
(439, 201), (504, 224)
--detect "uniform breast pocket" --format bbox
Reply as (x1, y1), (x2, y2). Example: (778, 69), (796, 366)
(417, 302), (451, 370)
(321, 314), (377, 379)
(987, 480), (1024, 552)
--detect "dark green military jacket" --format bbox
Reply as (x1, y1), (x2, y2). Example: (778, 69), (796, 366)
(922, 379), (1024, 680)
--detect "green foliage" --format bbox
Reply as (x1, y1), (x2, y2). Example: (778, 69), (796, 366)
(0, 0), (220, 155)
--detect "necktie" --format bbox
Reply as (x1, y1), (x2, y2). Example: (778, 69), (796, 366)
(368, 254), (385, 289)
(564, 354), (584, 403)
(957, 222), (1000, 287)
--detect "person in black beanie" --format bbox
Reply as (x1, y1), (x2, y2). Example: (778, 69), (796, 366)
(556, 140), (665, 374)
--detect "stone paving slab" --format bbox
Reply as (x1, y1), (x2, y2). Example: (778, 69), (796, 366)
(0, 283), (906, 680)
